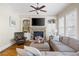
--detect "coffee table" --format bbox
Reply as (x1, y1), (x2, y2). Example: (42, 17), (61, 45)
(30, 42), (50, 51)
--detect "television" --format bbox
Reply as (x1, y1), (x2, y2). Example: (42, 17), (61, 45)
(32, 18), (45, 26)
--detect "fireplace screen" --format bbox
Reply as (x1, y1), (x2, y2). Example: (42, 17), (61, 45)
(34, 31), (43, 37)
(33, 31), (44, 40)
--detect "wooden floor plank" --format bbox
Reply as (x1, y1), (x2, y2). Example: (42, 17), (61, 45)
(0, 41), (31, 56)
(0, 41), (52, 56)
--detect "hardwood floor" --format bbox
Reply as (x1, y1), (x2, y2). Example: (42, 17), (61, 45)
(0, 41), (31, 56)
(0, 41), (52, 56)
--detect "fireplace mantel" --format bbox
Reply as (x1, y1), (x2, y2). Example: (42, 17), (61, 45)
(30, 26), (46, 39)
(31, 26), (46, 31)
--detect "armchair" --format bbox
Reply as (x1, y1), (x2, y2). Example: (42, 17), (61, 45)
(14, 32), (26, 45)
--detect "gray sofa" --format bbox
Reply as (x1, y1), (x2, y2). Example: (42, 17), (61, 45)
(49, 36), (79, 52)
(40, 51), (77, 56)
(16, 36), (79, 56)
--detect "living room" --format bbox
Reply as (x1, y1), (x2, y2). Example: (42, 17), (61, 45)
(0, 3), (79, 56)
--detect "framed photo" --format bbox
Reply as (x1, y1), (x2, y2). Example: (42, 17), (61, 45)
(9, 16), (16, 27)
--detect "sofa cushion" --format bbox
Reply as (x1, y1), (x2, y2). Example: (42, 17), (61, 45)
(53, 40), (63, 45)
(61, 36), (70, 45)
(40, 51), (64, 56)
(68, 38), (79, 51)
(54, 43), (75, 52)
(50, 40), (75, 52)
(41, 51), (77, 56)
(45, 51), (64, 56)
(62, 52), (76, 56)
(40, 51), (46, 56)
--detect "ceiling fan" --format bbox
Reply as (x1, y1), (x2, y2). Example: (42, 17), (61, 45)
(29, 3), (47, 14)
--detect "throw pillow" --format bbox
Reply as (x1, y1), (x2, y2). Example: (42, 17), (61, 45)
(24, 46), (41, 56)
(53, 35), (59, 41)
(16, 48), (33, 56)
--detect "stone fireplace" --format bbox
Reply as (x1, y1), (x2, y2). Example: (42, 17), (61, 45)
(30, 26), (46, 40)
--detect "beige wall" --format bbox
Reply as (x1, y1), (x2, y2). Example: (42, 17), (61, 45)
(0, 5), (21, 52)
(56, 3), (79, 39)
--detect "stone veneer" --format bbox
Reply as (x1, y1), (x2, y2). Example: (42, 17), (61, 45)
(30, 26), (46, 39)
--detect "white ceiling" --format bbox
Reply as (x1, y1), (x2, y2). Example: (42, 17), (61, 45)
(1, 3), (70, 16)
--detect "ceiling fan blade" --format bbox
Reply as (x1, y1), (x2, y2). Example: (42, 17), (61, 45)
(29, 10), (36, 12)
(30, 5), (37, 9)
(39, 5), (46, 10)
(40, 10), (47, 12)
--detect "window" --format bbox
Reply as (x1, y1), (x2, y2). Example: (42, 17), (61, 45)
(59, 17), (64, 36)
(46, 18), (57, 36)
(66, 10), (77, 38)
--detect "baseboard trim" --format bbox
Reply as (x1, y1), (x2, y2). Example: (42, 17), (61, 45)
(0, 42), (14, 52)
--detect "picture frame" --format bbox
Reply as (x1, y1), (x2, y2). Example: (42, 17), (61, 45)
(9, 16), (16, 27)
